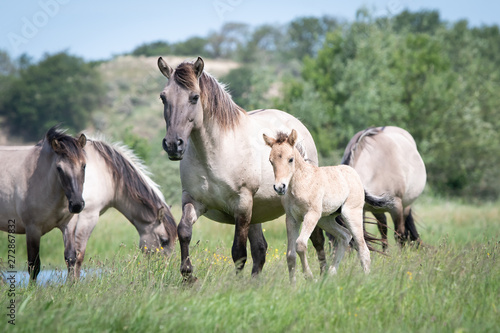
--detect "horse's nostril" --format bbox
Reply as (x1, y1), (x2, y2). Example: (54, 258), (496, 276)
(162, 138), (168, 152)
(177, 138), (184, 147)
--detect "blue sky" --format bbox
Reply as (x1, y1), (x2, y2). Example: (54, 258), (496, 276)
(1, 0), (499, 61)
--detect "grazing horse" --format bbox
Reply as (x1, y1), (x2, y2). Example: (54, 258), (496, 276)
(63, 138), (177, 278)
(157, 56), (325, 280)
(264, 130), (394, 282)
(0, 127), (87, 280)
(341, 126), (426, 249)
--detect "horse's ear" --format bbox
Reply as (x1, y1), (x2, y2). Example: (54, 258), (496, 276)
(194, 57), (204, 79)
(263, 134), (276, 147)
(287, 129), (298, 147)
(50, 138), (61, 152)
(157, 206), (165, 221)
(158, 57), (173, 79)
(78, 133), (87, 148)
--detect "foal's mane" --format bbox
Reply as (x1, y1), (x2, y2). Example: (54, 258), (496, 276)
(39, 126), (85, 163)
(341, 127), (383, 166)
(274, 131), (308, 160)
(89, 137), (166, 215)
(173, 61), (246, 130)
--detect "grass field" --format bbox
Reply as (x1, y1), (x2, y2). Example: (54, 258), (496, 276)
(1, 197), (499, 332)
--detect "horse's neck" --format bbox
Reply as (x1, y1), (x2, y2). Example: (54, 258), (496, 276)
(290, 149), (315, 187)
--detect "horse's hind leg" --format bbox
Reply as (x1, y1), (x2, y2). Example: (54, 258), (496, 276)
(373, 212), (388, 251)
(248, 224), (268, 276)
(341, 207), (371, 274)
(318, 216), (351, 275)
(309, 226), (327, 275)
(404, 207), (422, 247)
(25, 227), (42, 281)
(389, 197), (406, 246)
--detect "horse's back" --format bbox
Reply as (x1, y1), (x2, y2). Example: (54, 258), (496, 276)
(349, 126), (426, 206)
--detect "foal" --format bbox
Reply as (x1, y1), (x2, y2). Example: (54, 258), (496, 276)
(264, 130), (393, 282)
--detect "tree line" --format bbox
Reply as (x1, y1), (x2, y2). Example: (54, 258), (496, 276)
(0, 9), (499, 199)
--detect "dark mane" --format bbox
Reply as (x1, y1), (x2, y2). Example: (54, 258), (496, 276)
(90, 140), (165, 216)
(173, 61), (245, 129)
(42, 126), (85, 162)
(275, 131), (290, 144)
(274, 131), (308, 159)
(341, 127), (384, 166)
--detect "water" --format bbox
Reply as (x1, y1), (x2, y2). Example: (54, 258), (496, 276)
(2, 269), (100, 287)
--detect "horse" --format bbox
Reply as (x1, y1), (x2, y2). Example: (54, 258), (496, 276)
(157, 56), (327, 281)
(340, 126), (426, 249)
(63, 137), (177, 278)
(263, 130), (394, 282)
(0, 126), (87, 280)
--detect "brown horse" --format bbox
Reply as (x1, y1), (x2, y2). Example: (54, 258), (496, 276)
(341, 126), (426, 249)
(264, 130), (393, 282)
(0, 127), (87, 280)
(157, 57), (327, 281)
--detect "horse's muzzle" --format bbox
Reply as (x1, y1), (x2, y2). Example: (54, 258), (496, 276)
(69, 200), (85, 214)
(162, 137), (184, 160)
(274, 184), (287, 196)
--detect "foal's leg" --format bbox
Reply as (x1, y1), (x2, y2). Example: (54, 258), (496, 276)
(248, 223), (268, 276)
(342, 207), (371, 273)
(25, 226), (42, 281)
(317, 216), (351, 275)
(285, 214), (300, 283)
(295, 211), (320, 280)
(373, 212), (388, 251)
(178, 195), (205, 282)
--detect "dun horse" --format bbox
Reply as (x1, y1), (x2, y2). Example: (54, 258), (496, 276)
(341, 126), (426, 249)
(158, 56), (326, 280)
(0, 127), (87, 280)
(64, 138), (177, 278)
(264, 130), (394, 282)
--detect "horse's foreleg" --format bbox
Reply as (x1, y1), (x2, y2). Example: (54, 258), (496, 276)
(295, 211), (320, 280)
(285, 214), (300, 283)
(60, 218), (77, 280)
(178, 198), (204, 282)
(309, 226), (326, 275)
(373, 212), (388, 251)
(25, 227), (42, 281)
(248, 224), (268, 277)
(73, 214), (98, 279)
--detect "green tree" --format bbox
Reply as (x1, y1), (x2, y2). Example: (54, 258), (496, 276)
(0, 52), (104, 141)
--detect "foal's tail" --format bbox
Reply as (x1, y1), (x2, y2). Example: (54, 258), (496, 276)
(364, 191), (394, 210)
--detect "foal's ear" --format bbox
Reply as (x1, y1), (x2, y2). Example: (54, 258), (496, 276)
(158, 57), (173, 79)
(78, 133), (87, 148)
(263, 134), (276, 147)
(287, 129), (298, 147)
(194, 57), (204, 79)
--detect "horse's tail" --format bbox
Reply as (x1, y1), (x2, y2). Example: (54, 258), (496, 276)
(330, 216), (386, 254)
(364, 191), (394, 210)
(404, 209), (420, 242)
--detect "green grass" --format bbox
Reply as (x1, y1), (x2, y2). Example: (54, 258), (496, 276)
(1, 197), (499, 332)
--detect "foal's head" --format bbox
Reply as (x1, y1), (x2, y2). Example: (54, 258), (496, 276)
(46, 127), (87, 213)
(263, 129), (299, 195)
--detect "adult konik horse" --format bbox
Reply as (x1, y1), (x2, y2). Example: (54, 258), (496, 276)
(158, 57), (324, 280)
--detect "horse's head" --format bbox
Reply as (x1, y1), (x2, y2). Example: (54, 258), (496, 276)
(137, 205), (177, 256)
(158, 57), (205, 160)
(47, 128), (87, 214)
(263, 129), (299, 196)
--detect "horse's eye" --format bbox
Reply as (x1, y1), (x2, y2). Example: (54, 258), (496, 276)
(288, 157), (294, 163)
(190, 94), (200, 105)
(82, 164), (86, 171)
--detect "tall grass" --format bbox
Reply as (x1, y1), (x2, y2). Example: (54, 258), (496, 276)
(1, 197), (499, 332)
